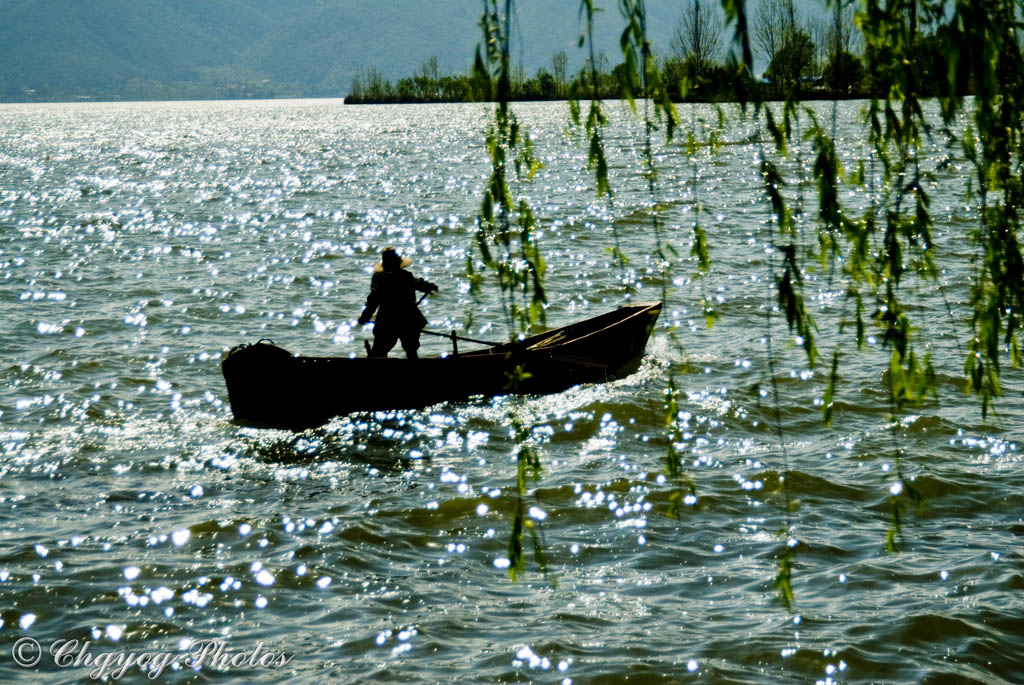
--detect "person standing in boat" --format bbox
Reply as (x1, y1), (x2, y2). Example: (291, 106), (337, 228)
(357, 246), (438, 359)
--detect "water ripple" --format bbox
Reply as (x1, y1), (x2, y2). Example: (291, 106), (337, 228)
(0, 99), (1019, 683)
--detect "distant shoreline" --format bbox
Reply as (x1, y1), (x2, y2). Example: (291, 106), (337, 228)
(342, 91), (873, 106)
(0, 93), (867, 106)
(0, 91), (956, 107)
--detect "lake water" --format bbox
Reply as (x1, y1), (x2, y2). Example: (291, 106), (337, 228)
(0, 98), (1021, 683)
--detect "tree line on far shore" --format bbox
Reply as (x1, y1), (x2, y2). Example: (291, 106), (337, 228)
(346, 0), (963, 104)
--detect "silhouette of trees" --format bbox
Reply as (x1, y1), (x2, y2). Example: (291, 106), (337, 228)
(670, 0), (724, 74)
(766, 27), (816, 88)
(346, 10), (877, 106)
(754, 0), (797, 73)
(552, 51), (568, 97)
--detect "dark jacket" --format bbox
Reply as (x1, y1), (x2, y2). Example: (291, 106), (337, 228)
(358, 268), (436, 335)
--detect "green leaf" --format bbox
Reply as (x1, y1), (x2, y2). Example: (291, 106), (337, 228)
(823, 348), (840, 426)
(773, 543), (795, 611)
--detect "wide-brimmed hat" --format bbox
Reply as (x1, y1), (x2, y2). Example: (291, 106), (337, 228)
(374, 246), (412, 272)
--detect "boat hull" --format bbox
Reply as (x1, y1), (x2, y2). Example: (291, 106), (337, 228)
(222, 302), (661, 429)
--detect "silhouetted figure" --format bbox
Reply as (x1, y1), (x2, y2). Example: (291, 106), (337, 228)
(357, 247), (438, 359)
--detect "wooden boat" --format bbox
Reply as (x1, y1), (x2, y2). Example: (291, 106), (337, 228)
(221, 301), (661, 429)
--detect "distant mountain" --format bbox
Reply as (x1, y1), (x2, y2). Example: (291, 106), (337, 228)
(0, 0), (818, 102)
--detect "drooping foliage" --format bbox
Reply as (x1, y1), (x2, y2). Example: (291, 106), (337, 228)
(473, 0), (547, 337)
(473, 0), (552, 582)
(469, 0), (1024, 601)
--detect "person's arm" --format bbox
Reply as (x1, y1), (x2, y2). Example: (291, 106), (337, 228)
(358, 275), (382, 324)
(414, 277), (438, 294)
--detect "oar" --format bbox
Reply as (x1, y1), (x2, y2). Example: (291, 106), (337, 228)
(419, 328), (502, 347)
(366, 322), (607, 368)
(412, 291), (503, 347)
(363, 324), (499, 356)
(421, 329), (607, 369)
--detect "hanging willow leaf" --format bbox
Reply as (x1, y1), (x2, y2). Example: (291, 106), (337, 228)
(618, 0), (678, 140)
(718, 0), (754, 75)
(663, 375), (696, 518)
(569, 0), (621, 279)
(568, 95), (581, 128)
(805, 108), (852, 265)
(527, 518), (554, 586)
(764, 107), (787, 156)
(773, 542), (795, 611)
(823, 348), (840, 426)
(760, 158), (795, 236)
(507, 499), (525, 580)
(777, 243), (819, 365)
(885, 497), (901, 553)
(692, 224), (711, 274)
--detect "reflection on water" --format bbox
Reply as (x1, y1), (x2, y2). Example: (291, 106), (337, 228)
(0, 99), (1021, 683)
